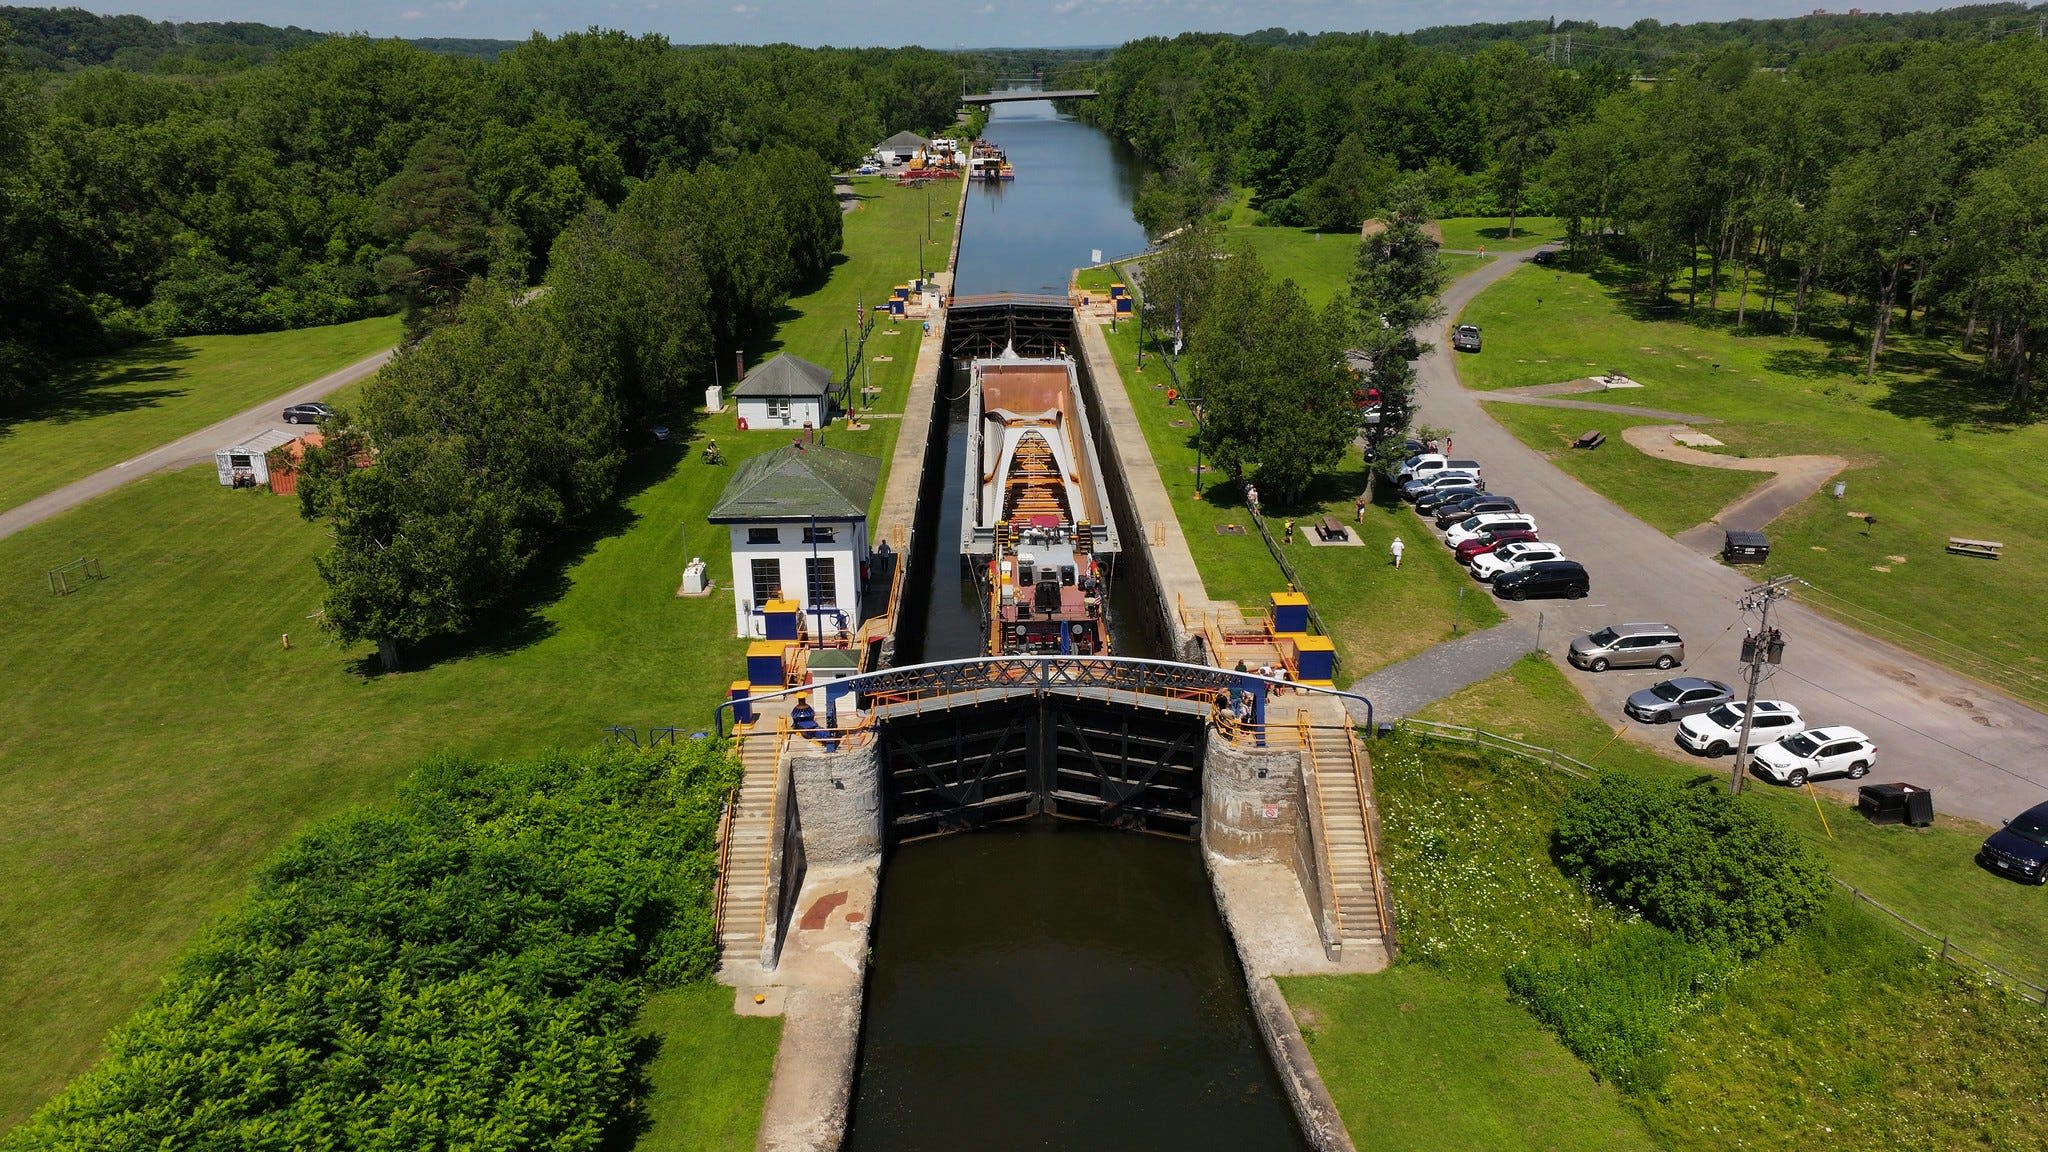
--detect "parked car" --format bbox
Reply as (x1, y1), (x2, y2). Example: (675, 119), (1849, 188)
(1568, 622), (1686, 672)
(1404, 471), (1484, 502)
(1531, 250), (1556, 265)
(1395, 455), (1484, 485)
(1470, 540), (1567, 582)
(1444, 512), (1538, 547)
(856, 163), (880, 175)
(1434, 494), (1520, 527)
(1452, 324), (1482, 352)
(282, 402), (335, 425)
(1676, 700), (1803, 757)
(1414, 481), (1487, 514)
(1750, 726), (1877, 786)
(1454, 528), (1539, 564)
(1624, 677), (1736, 723)
(1978, 800), (2048, 884)
(1491, 558), (1588, 600)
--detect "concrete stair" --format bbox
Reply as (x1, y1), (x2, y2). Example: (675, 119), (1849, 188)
(717, 730), (785, 975)
(1303, 712), (1389, 950)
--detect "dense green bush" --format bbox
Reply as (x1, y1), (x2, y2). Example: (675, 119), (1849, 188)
(1, 742), (738, 1151)
(1554, 772), (1830, 958)
(1506, 923), (1734, 1093)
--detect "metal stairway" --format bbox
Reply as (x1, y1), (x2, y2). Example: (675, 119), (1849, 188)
(716, 727), (786, 975)
(1299, 703), (1392, 951)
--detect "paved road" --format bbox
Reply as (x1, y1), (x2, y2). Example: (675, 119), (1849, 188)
(0, 346), (395, 543)
(1413, 250), (2048, 826)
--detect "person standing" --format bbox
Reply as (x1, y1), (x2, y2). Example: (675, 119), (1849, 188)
(1390, 536), (1405, 569)
(1245, 483), (1260, 513)
(1354, 494), (1366, 523)
(1284, 518), (1295, 545)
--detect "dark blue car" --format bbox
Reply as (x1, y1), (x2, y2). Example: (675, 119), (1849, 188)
(1979, 801), (2048, 884)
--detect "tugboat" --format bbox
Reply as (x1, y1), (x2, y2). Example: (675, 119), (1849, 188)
(967, 139), (1011, 181)
(961, 345), (1121, 656)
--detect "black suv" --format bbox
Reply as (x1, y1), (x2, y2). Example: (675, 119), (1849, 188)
(1491, 559), (1589, 601)
(1979, 800), (2048, 884)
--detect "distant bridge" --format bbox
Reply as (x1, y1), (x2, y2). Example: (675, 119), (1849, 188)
(961, 88), (1098, 105)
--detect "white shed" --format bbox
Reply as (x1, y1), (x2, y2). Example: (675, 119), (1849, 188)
(215, 427), (298, 488)
(876, 130), (930, 165)
(708, 444), (880, 639)
(733, 354), (833, 432)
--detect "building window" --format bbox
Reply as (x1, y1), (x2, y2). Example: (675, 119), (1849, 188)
(748, 527), (779, 545)
(803, 525), (836, 544)
(768, 398), (791, 421)
(751, 558), (783, 600)
(229, 454), (252, 468)
(805, 557), (837, 607)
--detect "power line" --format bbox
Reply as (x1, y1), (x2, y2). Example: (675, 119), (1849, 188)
(1793, 582), (2048, 697)
(1771, 665), (2048, 793)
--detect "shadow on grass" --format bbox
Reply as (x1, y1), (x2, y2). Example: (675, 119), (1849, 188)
(0, 341), (196, 437)
(350, 442), (685, 678)
(597, 1030), (663, 1152)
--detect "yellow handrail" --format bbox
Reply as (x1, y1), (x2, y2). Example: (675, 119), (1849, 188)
(1301, 711), (1347, 941)
(710, 786), (738, 946)
(1344, 725), (1396, 946)
(753, 720), (793, 950)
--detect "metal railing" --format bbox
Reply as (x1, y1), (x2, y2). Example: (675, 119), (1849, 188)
(754, 722), (794, 955)
(1835, 881), (2048, 1007)
(714, 654), (1372, 737)
(1398, 717), (1596, 779)
(710, 788), (738, 946)
(1343, 724), (1399, 949)
(1299, 713), (1350, 944)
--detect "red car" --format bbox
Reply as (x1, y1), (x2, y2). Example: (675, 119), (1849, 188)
(1454, 528), (1539, 565)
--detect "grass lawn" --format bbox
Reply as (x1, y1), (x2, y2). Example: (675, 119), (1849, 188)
(1456, 263), (2048, 707)
(631, 984), (782, 1152)
(1415, 654), (2048, 986)
(1283, 967), (1654, 1152)
(0, 175), (951, 1131)
(0, 316), (399, 514)
(1435, 216), (1567, 252)
(1485, 403), (1764, 534)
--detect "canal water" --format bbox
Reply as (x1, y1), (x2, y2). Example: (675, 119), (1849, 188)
(847, 100), (1311, 1151)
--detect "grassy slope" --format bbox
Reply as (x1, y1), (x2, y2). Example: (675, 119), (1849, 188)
(0, 316), (400, 513)
(0, 175), (941, 1130)
(1436, 216), (1567, 252)
(1302, 661), (2047, 1152)
(1416, 655), (2048, 986)
(1283, 967), (1654, 1152)
(1486, 403), (1764, 535)
(1456, 264), (2048, 707)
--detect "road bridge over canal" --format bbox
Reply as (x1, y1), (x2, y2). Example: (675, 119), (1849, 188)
(961, 88), (1098, 105)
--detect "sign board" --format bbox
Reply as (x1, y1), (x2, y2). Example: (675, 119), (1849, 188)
(1091, 248), (1103, 265)
(1262, 804), (1279, 820)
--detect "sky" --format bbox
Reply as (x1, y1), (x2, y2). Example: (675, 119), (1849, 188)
(112, 0), (1938, 48)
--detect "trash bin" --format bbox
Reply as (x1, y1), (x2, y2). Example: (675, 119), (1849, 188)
(1859, 782), (1932, 826)
(1723, 530), (1770, 565)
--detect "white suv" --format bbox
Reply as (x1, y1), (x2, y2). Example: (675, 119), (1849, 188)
(1445, 513), (1538, 547)
(1751, 727), (1877, 786)
(1677, 700), (1803, 757)
(1470, 541), (1565, 582)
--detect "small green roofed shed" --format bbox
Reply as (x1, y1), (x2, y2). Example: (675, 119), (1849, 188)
(732, 353), (834, 430)
(710, 444), (880, 523)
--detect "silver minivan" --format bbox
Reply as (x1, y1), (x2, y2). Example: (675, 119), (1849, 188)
(1569, 622), (1685, 672)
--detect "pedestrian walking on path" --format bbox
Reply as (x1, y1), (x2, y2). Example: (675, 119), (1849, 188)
(1390, 536), (1405, 569)
(1244, 483), (1260, 513)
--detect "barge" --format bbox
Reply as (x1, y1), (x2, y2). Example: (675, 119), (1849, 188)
(961, 345), (1121, 656)
(967, 139), (1014, 180)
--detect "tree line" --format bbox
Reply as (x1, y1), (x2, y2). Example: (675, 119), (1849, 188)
(0, 743), (739, 1152)
(1092, 27), (2048, 410)
(298, 146), (841, 669)
(0, 24), (958, 400)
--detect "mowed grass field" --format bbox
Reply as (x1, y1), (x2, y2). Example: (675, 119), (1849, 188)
(0, 175), (951, 1131)
(0, 316), (400, 514)
(1456, 264), (2048, 707)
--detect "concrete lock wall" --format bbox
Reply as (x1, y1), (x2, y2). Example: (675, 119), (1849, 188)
(1203, 736), (1341, 960)
(789, 743), (884, 868)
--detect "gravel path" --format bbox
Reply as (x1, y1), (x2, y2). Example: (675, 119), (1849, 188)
(1619, 424), (1848, 554)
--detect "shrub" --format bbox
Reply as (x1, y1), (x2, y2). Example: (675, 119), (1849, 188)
(3, 742), (739, 1152)
(1554, 772), (1830, 958)
(1506, 922), (1733, 1094)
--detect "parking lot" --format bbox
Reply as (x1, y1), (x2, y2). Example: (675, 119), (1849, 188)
(1407, 250), (2048, 826)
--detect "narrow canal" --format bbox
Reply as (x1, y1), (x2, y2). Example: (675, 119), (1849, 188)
(845, 98), (1311, 1152)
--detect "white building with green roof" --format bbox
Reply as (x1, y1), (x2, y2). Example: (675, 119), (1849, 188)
(732, 353), (833, 432)
(709, 444), (880, 639)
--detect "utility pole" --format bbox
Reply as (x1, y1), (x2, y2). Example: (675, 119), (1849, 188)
(1730, 575), (1798, 794)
